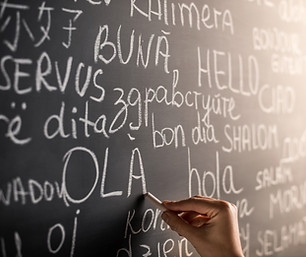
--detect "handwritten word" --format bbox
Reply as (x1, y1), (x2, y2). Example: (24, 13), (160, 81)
(253, 27), (301, 55)
(255, 163), (293, 191)
(198, 47), (259, 96)
(84, 0), (111, 6)
(61, 8), (83, 49)
(1, 210), (80, 257)
(0, 54), (105, 101)
(152, 113), (186, 149)
(120, 207), (194, 256)
(144, 70), (241, 125)
(63, 146), (147, 205)
(43, 83), (146, 140)
(124, 208), (168, 238)
(188, 148), (243, 198)
(130, 0), (234, 34)
(222, 124), (279, 153)
(0, 1), (53, 51)
(43, 101), (110, 140)
(191, 111), (219, 145)
(258, 84), (296, 114)
(282, 130), (306, 163)
(94, 24), (170, 73)
(269, 181), (306, 219)
(47, 210), (80, 257)
(41, 71), (243, 142)
(271, 54), (306, 75)
(256, 216), (306, 256)
(278, 0), (306, 24)
(240, 223), (250, 257)
(0, 232), (22, 257)
(0, 177), (61, 206)
(0, 147), (147, 206)
(117, 234), (193, 257)
(243, 0), (274, 7)
(0, 102), (31, 145)
(236, 199), (255, 218)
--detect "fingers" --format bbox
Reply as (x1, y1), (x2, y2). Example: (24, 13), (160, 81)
(161, 211), (199, 240)
(161, 197), (244, 257)
(180, 211), (201, 221)
(163, 196), (220, 217)
(186, 215), (210, 228)
(180, 211), (210, 228)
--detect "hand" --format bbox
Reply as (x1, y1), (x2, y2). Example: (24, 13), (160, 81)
(161, 196), (244, 257)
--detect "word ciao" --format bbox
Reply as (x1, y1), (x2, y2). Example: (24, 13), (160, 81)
(130, 0), (234, 34)
(0, 147), (147, 206)
(258, 84), (296, 114)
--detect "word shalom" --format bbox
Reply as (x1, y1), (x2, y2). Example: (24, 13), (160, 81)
(222, 124), (279, 153)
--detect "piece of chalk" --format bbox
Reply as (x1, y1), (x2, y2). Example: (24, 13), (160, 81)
(145, 192), (167, 212)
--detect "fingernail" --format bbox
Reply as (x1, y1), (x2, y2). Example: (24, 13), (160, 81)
(161, 212), (169, 223)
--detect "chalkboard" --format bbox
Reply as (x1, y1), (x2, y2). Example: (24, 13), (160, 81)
(1, 0), (306, 256)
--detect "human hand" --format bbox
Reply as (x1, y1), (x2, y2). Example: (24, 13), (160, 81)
(161, 196), (244, 257)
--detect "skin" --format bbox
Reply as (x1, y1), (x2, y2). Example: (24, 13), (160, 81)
(161, 196), (244, 257)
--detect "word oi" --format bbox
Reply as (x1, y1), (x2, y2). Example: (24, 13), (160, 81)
(0, 210), (80, 257)
(47, 210), (80, 257)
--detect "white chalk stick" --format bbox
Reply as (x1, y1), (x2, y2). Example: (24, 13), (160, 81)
(145, 192), (167, 212)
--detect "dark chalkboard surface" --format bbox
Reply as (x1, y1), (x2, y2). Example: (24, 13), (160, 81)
(1, 0), (306, 256)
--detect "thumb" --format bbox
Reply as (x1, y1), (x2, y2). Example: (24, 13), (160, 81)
(161, 211), (197, 240)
